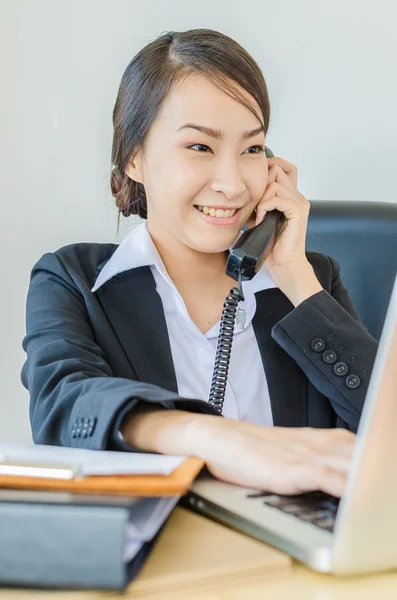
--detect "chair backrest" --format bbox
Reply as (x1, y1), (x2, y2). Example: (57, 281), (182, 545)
(306, 201), (397, 340)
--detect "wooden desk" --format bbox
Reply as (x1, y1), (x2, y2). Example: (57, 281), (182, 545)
(1, 505), (397, 599)
(1, 562), (397, 600)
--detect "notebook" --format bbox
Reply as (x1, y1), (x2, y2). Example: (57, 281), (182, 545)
(0, 443), (204, 497)
(0, 443), (185, 477)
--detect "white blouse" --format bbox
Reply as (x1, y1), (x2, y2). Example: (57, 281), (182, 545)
(91, 220), (278, 426)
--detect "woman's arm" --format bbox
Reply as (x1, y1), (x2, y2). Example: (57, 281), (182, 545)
(120, 403), (356, 498)
(21, 251), (218, 449)
(270, 255), (379, 432)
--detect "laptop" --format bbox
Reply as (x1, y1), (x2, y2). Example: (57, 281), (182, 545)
(185, 271), (397, 575)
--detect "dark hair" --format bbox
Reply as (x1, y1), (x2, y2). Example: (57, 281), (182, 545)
(111, 28), (271, 232)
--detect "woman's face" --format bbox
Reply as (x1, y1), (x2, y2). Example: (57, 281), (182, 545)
(126, 73), (269, 255)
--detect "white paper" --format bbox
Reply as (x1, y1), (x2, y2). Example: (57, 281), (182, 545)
(123, 539), (144, 564)
(125, 495), (180, 541)
(123, 495), (180, 563)
(0, 443), (185, 477)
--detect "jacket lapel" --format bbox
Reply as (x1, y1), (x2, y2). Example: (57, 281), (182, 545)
(252, 288), (308, 427)
(95, 263), (308, 427)
(94, 263), (179, 394)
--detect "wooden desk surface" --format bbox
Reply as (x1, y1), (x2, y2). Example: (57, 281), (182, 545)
(1, 562), (397, 600)
(1, 506), (397, 600)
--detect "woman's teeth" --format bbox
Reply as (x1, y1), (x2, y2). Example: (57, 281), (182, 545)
(195, 206), (237, 218)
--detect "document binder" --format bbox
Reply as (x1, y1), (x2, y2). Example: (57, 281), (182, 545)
(0, 454), (205, 590)
(0, 489), (177, 590)
(0, 490), (291, 592)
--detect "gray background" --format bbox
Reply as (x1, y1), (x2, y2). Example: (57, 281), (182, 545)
(1, 0), (396, 443)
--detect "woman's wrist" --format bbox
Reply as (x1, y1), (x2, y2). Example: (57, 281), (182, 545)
(120, 405), (219, 457)
(272, 260), (323, 307)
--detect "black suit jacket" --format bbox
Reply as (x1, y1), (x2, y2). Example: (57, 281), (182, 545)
(21, 243), (379, 451)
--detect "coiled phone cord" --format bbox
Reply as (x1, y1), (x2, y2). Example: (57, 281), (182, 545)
(207, 204), (284, 414)
(208, 270), (245, 414)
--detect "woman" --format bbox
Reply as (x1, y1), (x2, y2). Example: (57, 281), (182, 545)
(21, 29), (378, 498)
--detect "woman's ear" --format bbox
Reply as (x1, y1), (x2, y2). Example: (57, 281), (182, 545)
(124, 150), (144, 184)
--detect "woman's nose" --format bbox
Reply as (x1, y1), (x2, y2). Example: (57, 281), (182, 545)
(209, 156), (246, 199)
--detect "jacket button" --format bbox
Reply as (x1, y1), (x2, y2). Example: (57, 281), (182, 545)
(87, 417), (97, 436)
(334, 362), (348, 376)
(311, 338), (325, 352)
(346, 374), (361, 389)
(322, 350), (337, 364)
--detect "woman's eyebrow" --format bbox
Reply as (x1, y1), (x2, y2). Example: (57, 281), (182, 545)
(177, 123), (265, 140)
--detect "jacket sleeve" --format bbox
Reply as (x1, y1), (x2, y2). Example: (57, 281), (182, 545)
(21, 252), (218, 452)
(270, 255), (379, 433)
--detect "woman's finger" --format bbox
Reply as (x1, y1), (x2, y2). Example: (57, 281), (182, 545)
(267, 157), (298, 188)
(266, 163), (297, 192)
(317, 467), (347, 498)
(255, 195), (307, 226)
(290, 464), (347, 498)
(260, 181), (299, 204)
(258, 463), (347, 497)
(313, 452), (351, 474)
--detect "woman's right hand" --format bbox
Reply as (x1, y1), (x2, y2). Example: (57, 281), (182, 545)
(121, 407), (356, 498)
(192, 415), (356, 497)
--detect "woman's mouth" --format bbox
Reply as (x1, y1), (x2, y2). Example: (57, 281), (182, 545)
(194, 205), (241, 226)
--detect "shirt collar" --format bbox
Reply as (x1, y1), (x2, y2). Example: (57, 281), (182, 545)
(91, 220), (161, 292)
(91, 219), (276, 294)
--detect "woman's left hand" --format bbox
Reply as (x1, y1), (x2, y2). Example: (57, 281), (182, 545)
(250, 156), (309, 265)
(247, 156), (323, 305)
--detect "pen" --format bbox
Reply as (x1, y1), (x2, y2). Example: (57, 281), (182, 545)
(0, 455), (82, 480)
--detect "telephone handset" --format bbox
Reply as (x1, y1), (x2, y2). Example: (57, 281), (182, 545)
(226, 145), (285, 282)
(208, 146), (286, 414)
(225, 210), (284, 281)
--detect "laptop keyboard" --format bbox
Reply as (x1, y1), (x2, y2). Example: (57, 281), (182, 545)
(246, 490), (340, 532)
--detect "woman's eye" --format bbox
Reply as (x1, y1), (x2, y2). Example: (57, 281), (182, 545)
(188, 144), (265, 154)
(245, 145), (265, 154)
(189, 144), (211, 152)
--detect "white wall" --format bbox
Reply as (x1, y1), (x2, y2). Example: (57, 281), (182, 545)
(1, 0), (396, 443)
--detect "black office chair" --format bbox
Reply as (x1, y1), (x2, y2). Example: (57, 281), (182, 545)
(306, 200), (397, 341)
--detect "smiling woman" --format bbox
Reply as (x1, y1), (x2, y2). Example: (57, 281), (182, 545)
(111, 30), (271, 234)
(21, 28), (378, 500)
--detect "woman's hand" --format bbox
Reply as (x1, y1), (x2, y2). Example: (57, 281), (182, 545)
(191, 415), (355, 498)
(121, 407), (356, 498)
(247, 156), (323, 306)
